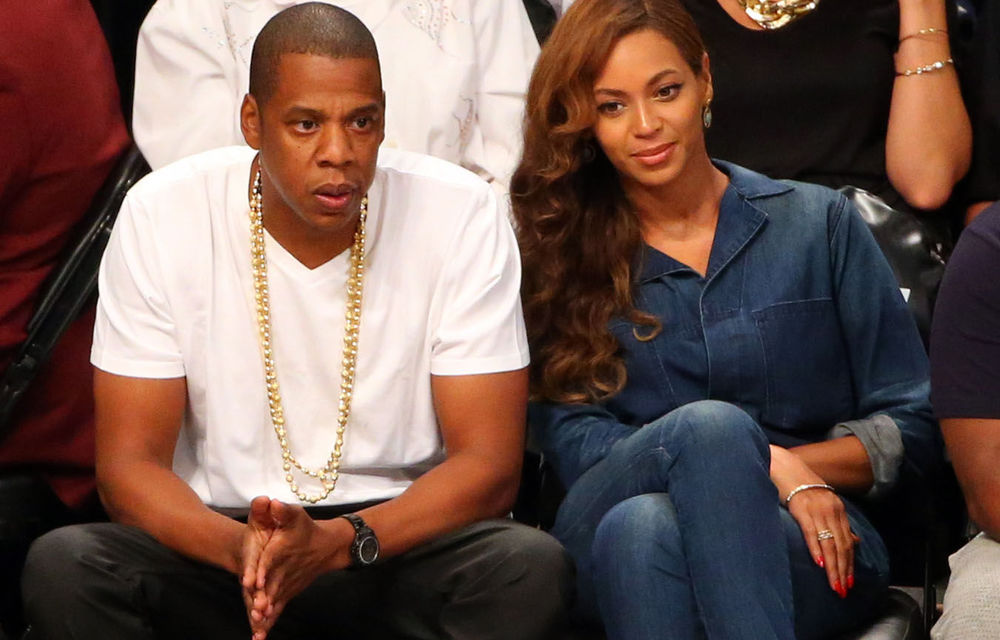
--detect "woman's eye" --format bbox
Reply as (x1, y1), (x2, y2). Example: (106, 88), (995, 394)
(597, 101), (624, 115)
(656, 84), (683, 100)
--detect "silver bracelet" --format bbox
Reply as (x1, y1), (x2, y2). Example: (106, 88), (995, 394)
(784, 483), (835, 506)
(896, 58), (954, 77)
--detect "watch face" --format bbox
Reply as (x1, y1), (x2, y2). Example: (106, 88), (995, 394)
(358, 535), (380, 564)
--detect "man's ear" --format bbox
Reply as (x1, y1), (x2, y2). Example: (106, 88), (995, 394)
(241, 94), (262, 150)
(378, 90), (387, 146)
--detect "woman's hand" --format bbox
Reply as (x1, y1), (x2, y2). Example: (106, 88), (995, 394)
(770, 445), (858, 598)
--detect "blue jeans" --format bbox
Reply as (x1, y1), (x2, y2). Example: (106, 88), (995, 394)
(551, 400), (890, 640)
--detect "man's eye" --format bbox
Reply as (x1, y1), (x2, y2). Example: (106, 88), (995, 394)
(295, 120), (317, 132)
(353, 116), (373, 129)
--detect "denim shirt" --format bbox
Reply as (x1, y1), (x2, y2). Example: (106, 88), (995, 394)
(530, 162), (940, 500)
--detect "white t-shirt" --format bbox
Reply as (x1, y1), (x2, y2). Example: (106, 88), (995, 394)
(92, 146), (529, 508)
(133, 0), (540, 193)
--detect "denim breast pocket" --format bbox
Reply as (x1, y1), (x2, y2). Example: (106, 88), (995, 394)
(752, 298), (854, 430)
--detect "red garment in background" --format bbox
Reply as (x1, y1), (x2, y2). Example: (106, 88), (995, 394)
(0, 0), (129, 508)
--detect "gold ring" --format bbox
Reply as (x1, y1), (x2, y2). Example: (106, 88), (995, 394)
(817, 530), (835, 541)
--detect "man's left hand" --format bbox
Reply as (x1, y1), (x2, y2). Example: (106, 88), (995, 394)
(249, 499), (353, 639)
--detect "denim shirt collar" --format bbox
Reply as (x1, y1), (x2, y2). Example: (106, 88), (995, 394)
(637, 161), (793, 283)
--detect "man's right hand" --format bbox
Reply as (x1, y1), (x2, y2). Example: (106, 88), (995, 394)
(238, 497), (355, 639)
(241, 496), (275, 636)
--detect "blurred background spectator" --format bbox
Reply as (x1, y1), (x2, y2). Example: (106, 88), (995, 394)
(0, 0), (129, 634)
(131, 0), (540, 195)
(960, 0), (999, 222)
(682, 0), (971, 222)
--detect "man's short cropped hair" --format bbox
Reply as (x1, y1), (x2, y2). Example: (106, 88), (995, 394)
(249, 2), (381, 103)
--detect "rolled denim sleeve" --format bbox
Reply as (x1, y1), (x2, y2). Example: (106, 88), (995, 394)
(826, 415), (905, 499)
(827, 197), (942, 498)
(528, 401), (636, 488)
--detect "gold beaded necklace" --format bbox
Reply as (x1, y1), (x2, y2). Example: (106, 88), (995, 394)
(249, 168), (367, 504)
(737, 0), (819, 29)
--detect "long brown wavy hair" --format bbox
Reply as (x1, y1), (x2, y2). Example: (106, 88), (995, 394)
(511, 0), (707, 404)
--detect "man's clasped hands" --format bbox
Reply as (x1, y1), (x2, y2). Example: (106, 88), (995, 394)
(239, 496), (356, 640)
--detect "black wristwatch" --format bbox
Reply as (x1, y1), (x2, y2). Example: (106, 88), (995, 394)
(340, 513), (380, 568)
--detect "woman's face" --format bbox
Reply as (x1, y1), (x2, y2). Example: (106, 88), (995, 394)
(591, 29), (711, 192)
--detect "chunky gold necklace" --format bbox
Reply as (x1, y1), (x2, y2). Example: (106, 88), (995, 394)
(249, 168), (367, 504)
(738, 0), (819, 29)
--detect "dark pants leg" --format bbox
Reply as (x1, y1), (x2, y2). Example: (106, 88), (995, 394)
(377, 519), (573, 640)
(22, 518), (572, 640)
(22, 522), (251, 640)
(0, 475), (105, 638)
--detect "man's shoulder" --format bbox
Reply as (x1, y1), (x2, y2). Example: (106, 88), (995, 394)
(964, 202), (1000, 247)
(376, 148), (492, 197)
(125, 146), (254, 216)
(945, 204), (1000, 285)
(373, 149), (507, 250)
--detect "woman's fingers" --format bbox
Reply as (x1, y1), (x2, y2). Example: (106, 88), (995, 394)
(789, 491), (857, 598)
(794, 512), (826, 568)
(816, 528), (842, 594)
(839, 518), (857, 591)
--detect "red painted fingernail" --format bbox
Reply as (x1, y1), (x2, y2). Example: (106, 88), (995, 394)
(835, 580), (846, 598)
(817, 556), (825, 568)
(848, 574), (855, 589)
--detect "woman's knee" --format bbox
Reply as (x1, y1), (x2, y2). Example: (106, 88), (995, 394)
(646, 400), (767, 457)
(592, 494), (683, 578)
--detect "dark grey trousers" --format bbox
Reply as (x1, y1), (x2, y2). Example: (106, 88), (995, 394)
(21, 519), (573, 640)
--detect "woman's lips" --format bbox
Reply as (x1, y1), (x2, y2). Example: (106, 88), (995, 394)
(632, 142), (676, 167)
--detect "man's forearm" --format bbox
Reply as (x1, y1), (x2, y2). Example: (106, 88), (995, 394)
(941, 418), (1000, 542)
(338, 451), (520, 561)
(99, 460), (246, 574)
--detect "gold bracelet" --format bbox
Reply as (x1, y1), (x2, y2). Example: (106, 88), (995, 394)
(896, 58), (954, 77)
(899, 27), (948, 43)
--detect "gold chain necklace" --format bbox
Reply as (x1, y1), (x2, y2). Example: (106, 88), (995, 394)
(738, 0), (819, 29)
(249, 168), (367, 504)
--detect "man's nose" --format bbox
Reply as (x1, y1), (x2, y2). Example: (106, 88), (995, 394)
(316, 126), (355, 166)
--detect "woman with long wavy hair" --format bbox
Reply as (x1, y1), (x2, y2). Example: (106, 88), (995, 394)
(511, 0), (941, 638)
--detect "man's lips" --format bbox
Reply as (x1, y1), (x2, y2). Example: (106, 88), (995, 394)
(313, 184), (356, 210)
(631, 142), (676, 166)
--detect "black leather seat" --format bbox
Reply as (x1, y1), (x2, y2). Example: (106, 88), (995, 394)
(839, 589), (924, 640)
(840, 186), (948, 346)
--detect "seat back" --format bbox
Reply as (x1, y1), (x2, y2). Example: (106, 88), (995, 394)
(840, 186), (948, 346)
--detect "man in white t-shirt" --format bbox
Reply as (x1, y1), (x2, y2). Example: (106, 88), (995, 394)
(133, 0), (540, 196)
(21, 5), (571, 639)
